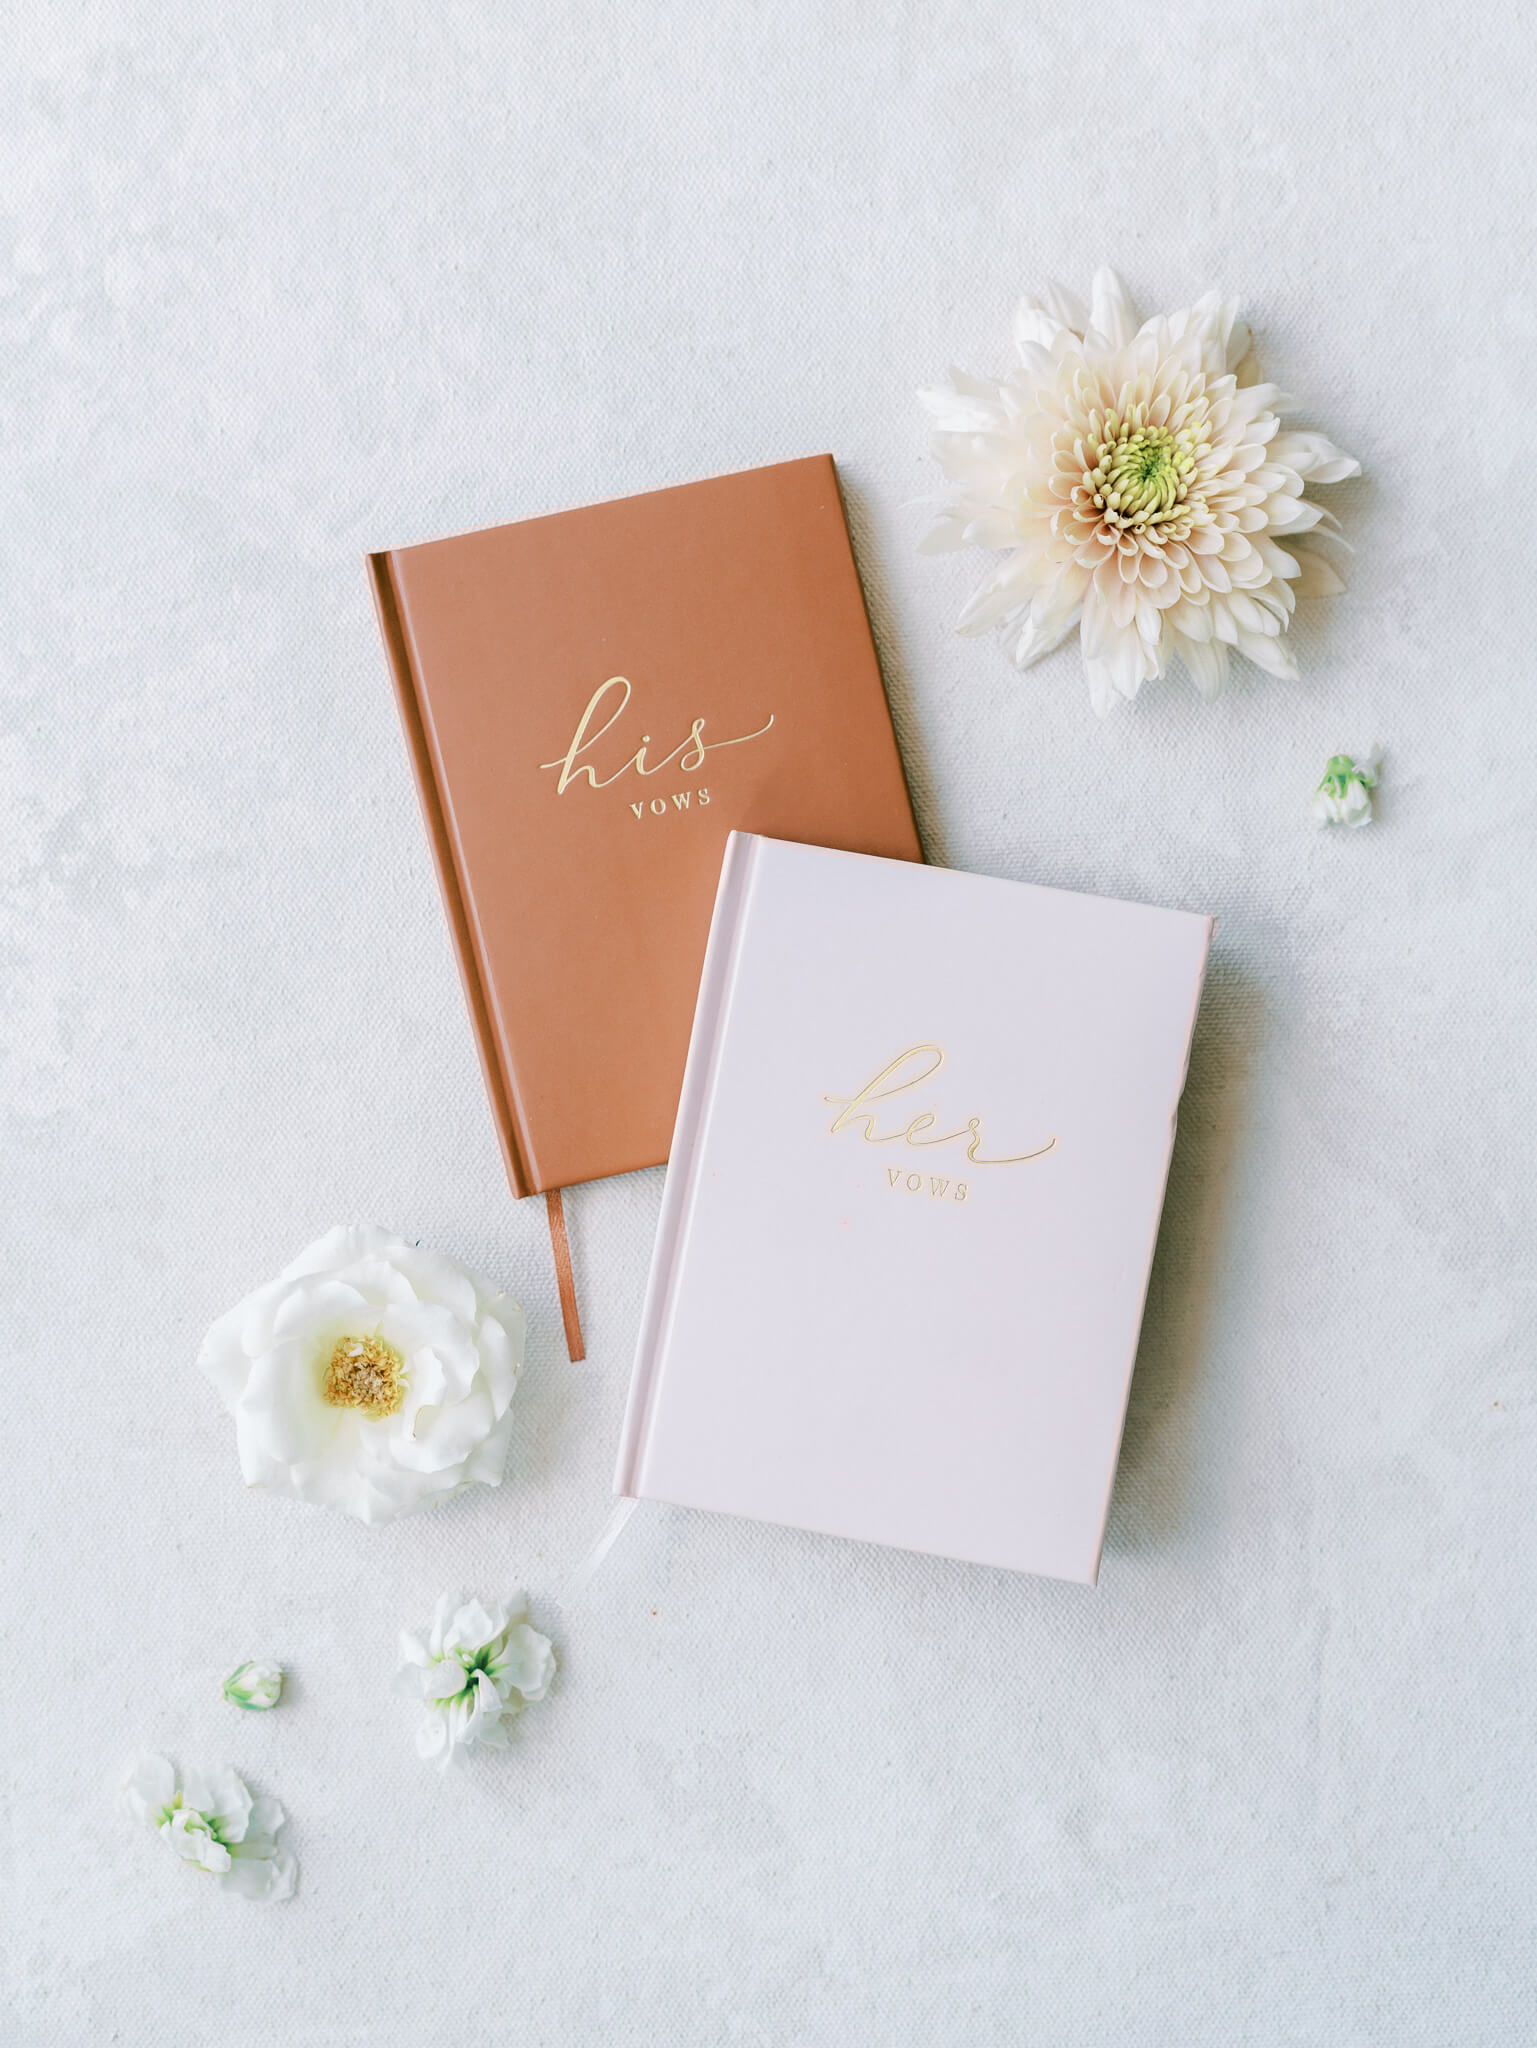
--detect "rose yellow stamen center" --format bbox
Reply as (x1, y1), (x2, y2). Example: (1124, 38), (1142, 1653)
(322, 1332), (407, 1418)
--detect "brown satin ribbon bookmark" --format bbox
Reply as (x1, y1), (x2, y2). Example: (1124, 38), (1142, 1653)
(545, 1187), (586, 1362)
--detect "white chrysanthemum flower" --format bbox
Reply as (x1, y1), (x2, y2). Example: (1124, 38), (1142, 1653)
(398, 1593), (554, 1772)
(121, 1754), (296, 1902)
(223, 1659), (284, 1710)
(200, 1226), (524, 1526)
(1312, 746), (1382, 828)
(921, 269), (1360, 714)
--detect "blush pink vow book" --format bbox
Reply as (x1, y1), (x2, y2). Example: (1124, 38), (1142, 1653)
(613, 834), (1213, 1585)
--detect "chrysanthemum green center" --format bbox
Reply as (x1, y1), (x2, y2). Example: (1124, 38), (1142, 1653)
(1085, 413), (1208, 532)
(322, 1331), (407, 1417)
(1073, 397), (1221, 536)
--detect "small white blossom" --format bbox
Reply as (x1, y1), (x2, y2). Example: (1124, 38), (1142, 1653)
(398, 1593), (554, 1772)
(121, 1754), (296, 1902)
(199, 1225), (525, 1525)
(223, 1659), (284, 1710)
(1313, 747), (1382, 828)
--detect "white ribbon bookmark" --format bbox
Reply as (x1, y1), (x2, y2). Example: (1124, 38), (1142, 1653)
(559, 1496), (640, 1608)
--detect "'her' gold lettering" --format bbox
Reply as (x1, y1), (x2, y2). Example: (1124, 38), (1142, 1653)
(823, 1044), (1056, 1167)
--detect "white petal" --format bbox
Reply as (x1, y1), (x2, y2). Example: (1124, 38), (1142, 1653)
(962, 510), (1027, 549)
(500, 1622), (556, 1702)
(1030, 563), (1091, 636)
(198, 1303), (256, 1406)
(954, 552), (1035, 634)
(429, 1592), (461, 1657)
(223, 1845), (297, 1902)
(1013, 297), (1067, 355)
(200, 1766), (252, 1842)
(1011, 339), (1061, 382)
(1302, 504), (1347, 541)
(389, 1387), (493, 1475)
(232, 1276), (297, 1361)
(1081, 653), (1122, 717)
(1269, 430), (1361, 484)
(1088, 267), (1138, 348)
(1007, 605), (1082, 669)
(1174, 634), (1231, 700)
(1286, 545), (1348, 598)
(1235, 627), (1299, 679)
(235, 1339), (337, 1466)
(443, 1599), (497, 1654)
(917, 379), (1002, 432)
(458, 1408), (515, 1489)
(1224, 320), (1253, 373)
(425, 1661), (470, 1701)
(388, 1243), (479, 1321)
(1039, 280), (1088, 334)
(245, 1795), (284, 1838)
(121, 1753), (176, 1824)
(177, 1767), (215, 1817)
(1166, 598), (1213, 641)
(1226, 591), (1278, 636)
(279, 1225), (393, 1280)
(268, 1277), (372, 1343)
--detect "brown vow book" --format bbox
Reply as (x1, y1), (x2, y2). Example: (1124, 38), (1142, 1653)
(367, 454), (922, 1357)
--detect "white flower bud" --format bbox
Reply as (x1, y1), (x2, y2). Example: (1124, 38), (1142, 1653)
(223, 1659), (284, 1710)
(1312, 747), (1382, 829)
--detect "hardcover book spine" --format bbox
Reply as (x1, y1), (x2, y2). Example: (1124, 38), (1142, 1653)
(365, 551), (535, 1200)
(613, 830), (760, 1499)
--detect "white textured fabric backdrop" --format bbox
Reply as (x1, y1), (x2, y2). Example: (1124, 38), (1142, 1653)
(4, 5), (1533, 2043)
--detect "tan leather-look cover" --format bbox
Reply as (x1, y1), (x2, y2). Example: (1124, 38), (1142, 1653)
(368, 454), (922, 1196)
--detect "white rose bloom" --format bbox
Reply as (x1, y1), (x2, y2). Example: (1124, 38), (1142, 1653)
(223, 1659), (284, 1710)
(199, 1225), (525, 1526)
(121, 1754), (296, 1902)
(398, 1593), (555, 1772)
